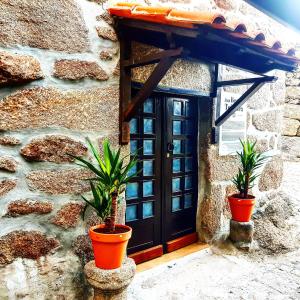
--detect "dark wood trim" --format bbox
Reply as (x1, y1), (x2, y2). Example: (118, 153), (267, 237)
(166, 232), (198, 253)
(129, 245), (163, 264)
(216, 75), (277, 87)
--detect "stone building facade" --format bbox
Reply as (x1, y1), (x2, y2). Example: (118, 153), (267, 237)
(0, 0), (298, 298)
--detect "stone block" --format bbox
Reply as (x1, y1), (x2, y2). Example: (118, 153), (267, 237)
(54, 60), (109, 81)
(84, 257), (136, 300)
(26, 169), (92, 195)
(20, 135), (87, 163)
(0, 156), (17, 172)
(100, 49), (117, 60)
(0, 136), (21, 146)
(284, 104), (300, 120)
(96, 27), (118, 41)
(286, 86), (300, 104)
(6, 199), (53, 217)
(96, 11), (114, 25)
(0, 87), (119, 132)
(229, 220), (254, 243)
(0, 179), (17, 197)
(0, 51), (43, 86)
(282, 118), (300, 136)
(281, 136), (300, 160)
(0, 0), (89, 53)
(51, 202), (84, 229)
(252, 110), (282, 132)
(247, 84), (271, 110)
(214, 0), (236, 10)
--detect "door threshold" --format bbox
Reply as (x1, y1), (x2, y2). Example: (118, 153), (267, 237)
(135, 242), (209, 273)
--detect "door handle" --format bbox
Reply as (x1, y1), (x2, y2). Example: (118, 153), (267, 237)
(167, 143), (174, 153)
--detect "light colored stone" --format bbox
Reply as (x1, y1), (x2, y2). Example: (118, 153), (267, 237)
(282, 136), (300, 160)
(20, 135), (87, 163)
(100, 49), (116, 60)
(0, 87), (119, 132)
(286, 86), (300, 104)
(258, 156), (283, 191)
(0, 179), (17, 197)
(214, 0), (236, 10)
(0, 136), (21, 146)
(96, 11), (114, 25)
(229, 220), (254, 244)
(0, 0), (90, 53)
(247, 84), (271, 110)
(26, 169), (92, 195)
(0, 156), (17, 172)
(252, 110), (282, 132)
(96, 27), (118, 41)
(54, 60), (109, 81)
(284, 104), (300, 120)
(0, 51), (43, 86)
(282, 118), (299, 136)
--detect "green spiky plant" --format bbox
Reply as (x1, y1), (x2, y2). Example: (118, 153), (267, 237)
(232, 139), (267, 199)
(72, 138), (138, 233)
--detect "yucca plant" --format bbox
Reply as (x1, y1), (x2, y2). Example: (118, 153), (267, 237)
(232, 139), (267, 199)
(71, 138), (138, 233)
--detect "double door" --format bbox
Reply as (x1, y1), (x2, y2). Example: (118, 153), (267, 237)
(125, 94), (198, 254)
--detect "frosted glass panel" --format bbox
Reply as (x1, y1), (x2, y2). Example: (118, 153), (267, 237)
(143, 202), (154, 218)
(130, 118), (138, 134)
(130, 140), (138, 155)
(173, 140), (182, 154)
(172, 197), (181, 212)
(184, 194), (192, 208)
(173, 120), (182, 135)
(126, 182), (138, 199)
(143, 140), (154, 155)
(185, 157), (193, 172)
(143, 181), (153, 197)
(173, 101), (182, 116)
(126, 205), (137, 222)
(185, 176), (192, 190)
(172, 158), (181, 173)
(143, 118), (154, 134)
(144, 98), (154, 113)
(172, 177), (181, 192)
(143, 160), (154, 176)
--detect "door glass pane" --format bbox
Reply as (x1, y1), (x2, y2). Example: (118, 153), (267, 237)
(184, 194), (192, 208)
(173, 120), (182, 135)
(126, 182), (138, 199)
(185, 120), (193, 134)
(143, 160), (154, 176)
(185, 140), (193, 154)
(186, 102), (191, 116)
(172, 177), (181, 192)
(172, 196), (181, 212)
(128, 163), (137, 177)
(130, 118), (138, 134)
(143, 140), (154, 155)
(144, 98), (154, 113)
(185, 157), (193, 172)
(173, 101), (182, 116)
(143, 202), (154, 218)
(143, 181), (153, 197)
(130, 140), (138, 155)
(185, 176), (192, 190)
(173, 140), (182, 154)
(143, 118), (154, 134)
(126, 205), (138, 222)
(172, 158), (181, 173)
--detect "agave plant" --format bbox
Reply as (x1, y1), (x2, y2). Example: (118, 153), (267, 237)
(232, 139), (267, 199)
(72, 138), (138, 233)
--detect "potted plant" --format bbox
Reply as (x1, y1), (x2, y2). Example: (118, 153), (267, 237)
(229, 139), (267, 222)
(72, 138), (138, 269)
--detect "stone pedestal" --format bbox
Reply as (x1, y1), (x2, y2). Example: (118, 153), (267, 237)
(229, 219), (254, 251)
(84, 257), (136, 300)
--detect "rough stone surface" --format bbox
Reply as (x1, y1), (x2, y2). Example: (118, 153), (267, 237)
(229, 220), (254, 244)
(0, 87), (119, 132)
(0, 179), (17, 196)
(0, 51), (43, 86)
(113, 61), (120, 76)
(6, 199), (53, 217)
(26, 169), (92, 195)
(0, 0), (90, 53)
(0, 136), (21, 146)
(96, 27), (118, 41)
(96, 11), (114, 25)
(73, 234), (94, 264)
(51, 202), (84, 229)
(100, 49), (116, 60)
(282, 136), (300, 160)
(286, 86), (300, 104)
(214, 0), (236, 10)
(282, 118), (300, 136)
(252, 110), (282, 132)
(54, 60), (109, 81)
(0, 231), (59, 266)
(0, 156), (17, 172)
(284, 104), (300, 120)
(258, 156), (283, 191)
(20, 135), (87, 163)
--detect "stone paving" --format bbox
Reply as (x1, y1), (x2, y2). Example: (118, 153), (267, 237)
(128, 161), (300, 300)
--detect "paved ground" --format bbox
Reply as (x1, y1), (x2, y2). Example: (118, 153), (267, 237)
(128, 161), (300, 300)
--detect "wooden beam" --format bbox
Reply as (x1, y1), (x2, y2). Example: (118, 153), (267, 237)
(216, 76), (276, 87)
(124, 47), (183, 69)
(124, 56), (177, 121)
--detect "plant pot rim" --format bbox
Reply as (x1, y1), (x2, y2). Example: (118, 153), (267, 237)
(90, 224), (132, 236)
(229, 194), (255, 200)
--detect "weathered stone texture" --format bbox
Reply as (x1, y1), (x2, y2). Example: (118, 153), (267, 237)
(96, 27), (118, 41)
(96, 11), (114, 25)
(20, 135), (87, 163)
(247, 84), (271, 110)
(100, 49), (116, 60)
(0, 156), (17, 172)
(258, 156), (283, 191)
(0, 51), (43, 86)
(229, 220), (254, 244)
(0, 231), (59, 265)
(0, 136), (21, 146)
(7, 199), (53, 217)
(252, 110), (282, 132)
(0, 179), (17, 196)
(286, 86), (300, 104)
(54, 60), (108, 81)
(0, 0), (90, 53)
(73, 234), (94, 263)
(26, 169), (92, 195)
(284, 104), (300, 120)
(214, 0), (236, 10)
(0, 87), (119, 132)
(51, 202), (84, 229)
(282, 137), (300, 160)
(282, 118), (300, 136)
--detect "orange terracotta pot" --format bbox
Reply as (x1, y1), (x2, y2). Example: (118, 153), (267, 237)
(89, 224), (132, 270)
(228, 194), (256, 222)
